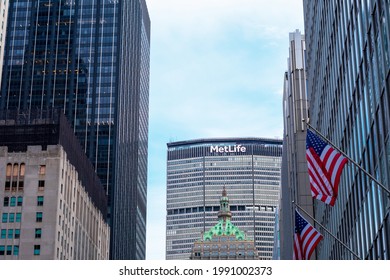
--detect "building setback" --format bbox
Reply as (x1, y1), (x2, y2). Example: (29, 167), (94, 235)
(0, 0), (150, 259)
(166, 138), (282, 260)
(303, 0), (390, 259)
(0, 112), (109, 259)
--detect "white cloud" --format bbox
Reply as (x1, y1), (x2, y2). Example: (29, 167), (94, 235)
(146, 0), (304, 41)
(144, 0), (304, 259)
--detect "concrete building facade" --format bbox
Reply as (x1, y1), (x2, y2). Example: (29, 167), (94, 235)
(0, 112), (109, 259)
(279, 30), (315, 259)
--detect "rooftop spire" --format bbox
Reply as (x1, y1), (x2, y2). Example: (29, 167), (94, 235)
(202, 187), (246, 241)
(222, 186), (227, 197)
(218, 187), (232, 221)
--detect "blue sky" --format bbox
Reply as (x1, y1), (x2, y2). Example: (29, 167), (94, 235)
(145, 0), (304, 259)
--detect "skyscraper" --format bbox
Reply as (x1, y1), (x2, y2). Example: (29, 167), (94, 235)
(303, 0), (389, 259)
(280, 29), (315, 259)
(0, 0), (150, 259)
(166, 138), (282, 260)
(0, 0), (9, 88)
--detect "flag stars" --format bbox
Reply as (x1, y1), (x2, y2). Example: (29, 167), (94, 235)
(295, 212), (308, 233)
(306, 129), (327, 155)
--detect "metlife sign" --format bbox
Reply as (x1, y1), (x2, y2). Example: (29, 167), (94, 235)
(209, 145), (247, 154)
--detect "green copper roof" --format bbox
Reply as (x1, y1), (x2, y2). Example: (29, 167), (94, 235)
(203, 219), (246, 241)
(202, 187), (248, 241)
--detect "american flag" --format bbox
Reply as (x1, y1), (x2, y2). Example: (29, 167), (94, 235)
(293, 209), (323, 260)
(306, 128), (348, 206)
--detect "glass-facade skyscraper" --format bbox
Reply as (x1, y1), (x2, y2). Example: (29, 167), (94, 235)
(303, 0), (389, 259)
(0, 0), (150, 260)
(166, 138), (282, 260)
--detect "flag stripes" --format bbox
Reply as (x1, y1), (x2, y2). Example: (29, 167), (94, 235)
(306, 128), (348, 206)
(293, 210), (323, 260)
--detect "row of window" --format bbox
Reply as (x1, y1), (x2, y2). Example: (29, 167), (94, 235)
(3, 196), (23, 207)
(196, 243), (253, 250)
(0, 229), (20, 239)
(1, 213), (22, 223)
(1, 228), (42, 240)
(3, 196), (44, 207)
(1, 211), (43, 223)
(194, 251), (255, 257)
(4, 180), (45, 192)
(4, 163), (46, 192)
(167, 204), (276, 215)
(4, 163), (45, 177)
(0, 245), (19, 256)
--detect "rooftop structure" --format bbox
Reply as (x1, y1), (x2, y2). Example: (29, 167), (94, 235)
(191, 188), (258, 260)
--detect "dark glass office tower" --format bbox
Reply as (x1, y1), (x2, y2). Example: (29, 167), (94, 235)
(303, 0), (389, 259)
(0, 0), (150, 260)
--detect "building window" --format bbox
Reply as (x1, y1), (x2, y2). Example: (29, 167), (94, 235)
(11, 181), (17, 192)
(2, 213), (7, 223)
(36, 212), (43, 223)
(35, 228), (42, 239)
(17, 196), (23, 206)
(5, 164), (11, 191)
(7, 229), (13, 239)
(37, 196), (44, 206)
(12, 164), (18, 192)
(19, 163), (25, 177)
(6, 164), (12, 178)
(10, 197), (16, 207)
(39, 165), (46, 175)
(0, 229), (6, 239)
(15, 213), (21, 223)
(38, 180), (45, 190)
(6, 245), (12, 255)
(12, 164), (18, 177)
(8, 213), (14, 223)
(18, 181), (24, 191)
(3, 196), (9, 207)
(14, 229), (20, 239)
(34, 245), (40, 255)
(0, 245), (4, 255)
(4, 181), (10, 191)
(13, 245), (19, 256)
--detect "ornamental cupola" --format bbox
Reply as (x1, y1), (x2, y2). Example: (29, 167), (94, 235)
(202, 188), (246, 241)
(217, 187), (232, 221)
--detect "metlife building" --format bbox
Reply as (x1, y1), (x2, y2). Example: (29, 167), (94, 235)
(166, 138), (282, 260)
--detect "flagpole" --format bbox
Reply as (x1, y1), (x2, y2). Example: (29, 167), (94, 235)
(304, 121), (390, 197)
(293, 202), (361, 260)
